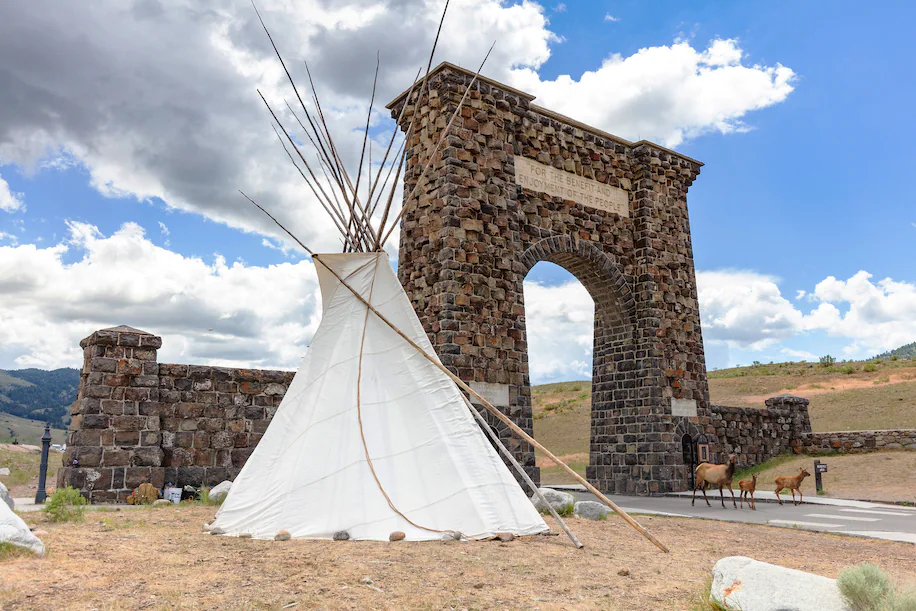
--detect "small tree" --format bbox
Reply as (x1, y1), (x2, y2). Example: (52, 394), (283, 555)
(819, 354), (836, 367)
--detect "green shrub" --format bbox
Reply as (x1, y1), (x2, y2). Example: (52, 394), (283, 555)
(837, 563), (916, 611)
(820, 354), (837, 367)
(44, 486), (88, 523)
(864, 363), (878, 373)
(841, 365), (856, 375)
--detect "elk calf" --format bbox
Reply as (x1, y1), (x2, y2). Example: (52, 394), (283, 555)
(774, 467), (811, 506)
(692, 454), (738, 509)
(738, 473), (758, 510)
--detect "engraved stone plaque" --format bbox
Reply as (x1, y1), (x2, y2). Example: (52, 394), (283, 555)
(513, 156), (629, 217)
(469, 382), (510, 408)
(671, 398), (698, 418)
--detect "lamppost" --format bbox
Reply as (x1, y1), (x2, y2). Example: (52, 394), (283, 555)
(35, 423), (52, 504)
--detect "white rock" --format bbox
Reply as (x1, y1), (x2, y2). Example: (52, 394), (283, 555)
(530, 488), (574, 513)
(0, 481), (13, 510)
(711, 556), (850, 611)
(0, 467), (10, 476)
(0, 498), (44, 556)
(208, 480), (232, 504)
(574, 501), (608, 520)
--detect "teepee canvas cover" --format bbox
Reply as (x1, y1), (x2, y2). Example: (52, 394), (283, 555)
(210, 253), (548, 541)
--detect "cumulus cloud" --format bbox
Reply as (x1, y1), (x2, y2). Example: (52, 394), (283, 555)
(780, 347), (816, 360)
(0, 221), (320, 370)
(0, 0), (794, 252)
(511, 38), (795, 147)
(697, 270), (803, 349)
(698, 269), (916, 359)
(523, 280), (594, 383)
(0, 173), (24, 213)
(604, 13), (620, 22)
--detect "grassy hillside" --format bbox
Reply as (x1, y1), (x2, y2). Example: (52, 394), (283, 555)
(0, 412), (68, 446)
(531, 356), (916, 483)
(0, 367), (79, 428)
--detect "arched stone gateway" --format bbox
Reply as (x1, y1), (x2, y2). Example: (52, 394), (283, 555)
(389, 63), (711, 495)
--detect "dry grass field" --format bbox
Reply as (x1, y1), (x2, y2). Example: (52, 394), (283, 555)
(2, 505), (914, 610)
(531, 358), (916, 486)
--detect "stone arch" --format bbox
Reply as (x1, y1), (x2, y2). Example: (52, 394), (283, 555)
(390, 62), (710, 495)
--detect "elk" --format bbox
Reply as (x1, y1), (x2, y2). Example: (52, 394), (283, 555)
(692, 454), (738, 509)
(774, 467), (811, 506)
(738, 473), (759, 510)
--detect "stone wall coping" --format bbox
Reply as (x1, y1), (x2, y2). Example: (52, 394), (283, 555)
(385, 61), (704, 168)
(80, 326), (162, 350)
(712, 403), (795, 415)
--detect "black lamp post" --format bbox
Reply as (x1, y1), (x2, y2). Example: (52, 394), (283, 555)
(35, 423), (52, 504)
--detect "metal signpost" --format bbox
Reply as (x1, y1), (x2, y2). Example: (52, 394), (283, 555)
(814, 459), (828, 494)
(35, 423), (52, 504)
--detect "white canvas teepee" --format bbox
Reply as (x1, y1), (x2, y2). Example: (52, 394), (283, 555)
(209, 253), (548, 541)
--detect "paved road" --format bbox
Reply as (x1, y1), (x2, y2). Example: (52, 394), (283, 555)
(548, 486), (916, 544)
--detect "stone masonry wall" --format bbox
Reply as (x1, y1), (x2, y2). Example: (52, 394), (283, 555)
(709, 395), (812, 467)
(58, 326), (293, 503)
(801, 429), (916, 453)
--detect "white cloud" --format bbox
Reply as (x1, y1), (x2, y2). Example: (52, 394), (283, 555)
(0, 221), (320, 370)
(524, 279), (594, 383)
(698, 269), (916, 360)
(510, 38), (795, 147)
(0, 230), (18, 244)
(0, 173), (24, 213)
(158, 221), (169, 236)
(795, 289), (806, 300)
(0, 1), (794, 252)
(553, 3), (567, 13)
(780, 347), (816, 360)
(604, 13), (620, 22)
(697, 270), (803, 350)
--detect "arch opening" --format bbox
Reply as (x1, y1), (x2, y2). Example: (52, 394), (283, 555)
(520, 246), (637, 489)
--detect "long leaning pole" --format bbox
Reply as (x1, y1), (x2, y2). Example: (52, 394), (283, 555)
(461, 395), (583, 548)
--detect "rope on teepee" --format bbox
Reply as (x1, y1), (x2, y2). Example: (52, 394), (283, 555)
(354, 255), (451, 536)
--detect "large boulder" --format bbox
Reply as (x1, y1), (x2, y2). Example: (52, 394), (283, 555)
(209, 480), (232, 504)
(711, 556), (850, 611)
(530, 488), (574, 514)
(0, 499), (44, 556)
(574, 501), (608, 520)
(0, 481), (13, 511)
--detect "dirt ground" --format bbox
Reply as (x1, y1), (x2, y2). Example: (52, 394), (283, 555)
(3, 506), (915, 610)
(747, 451), (916, 504)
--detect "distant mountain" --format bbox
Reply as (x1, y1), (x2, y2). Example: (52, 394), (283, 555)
(0, 368), (79, 429)
(874, 342), (916, 360)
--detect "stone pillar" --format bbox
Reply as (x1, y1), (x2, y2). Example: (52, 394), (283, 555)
(764, 394), (812, 452)
(58, 326), (163, 502)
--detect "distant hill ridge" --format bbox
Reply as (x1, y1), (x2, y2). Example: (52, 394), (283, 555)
(0, 367), (79, 428)
(874, 341), (916, 360)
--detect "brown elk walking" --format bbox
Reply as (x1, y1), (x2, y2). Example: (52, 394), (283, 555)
(692, 454), (738, 509)
(738, 473), (759, 510)
(774, 467), (811, 506)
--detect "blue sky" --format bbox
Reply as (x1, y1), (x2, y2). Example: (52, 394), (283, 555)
(0, 0), (913, 382)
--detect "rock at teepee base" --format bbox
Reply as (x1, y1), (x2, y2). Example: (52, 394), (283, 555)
(389, 531), (405, 541)
(530, 488), (574, 514)
(496, 532), (515, 542)
(711, 556), (850, 611)
(333, 531), (350, 541)
(208, 481), (232, 504)
(239, 533), (252, 539)
(275, 530), (291, 541)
